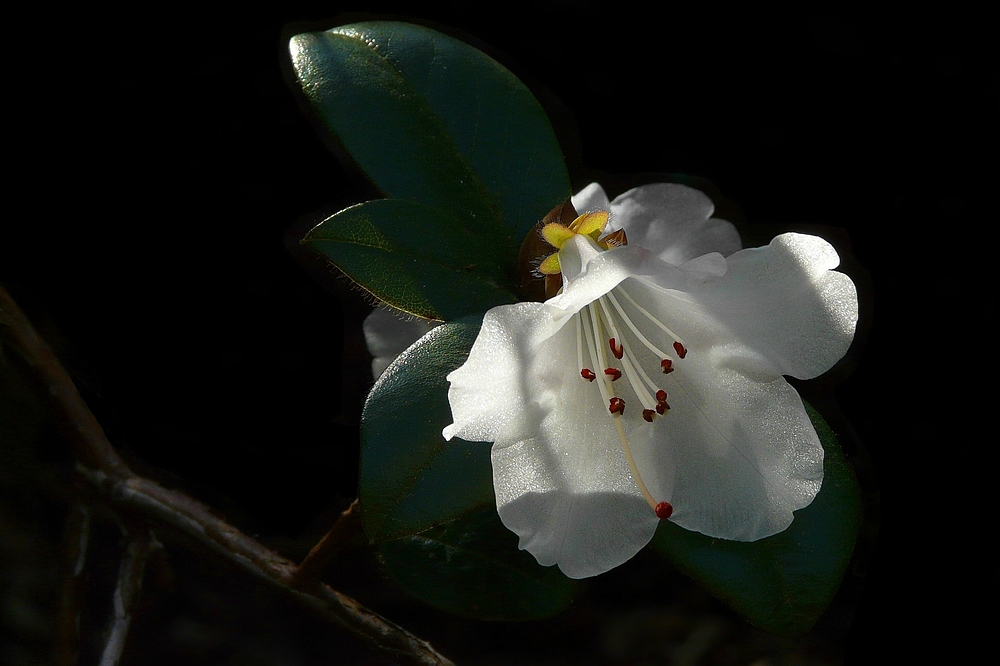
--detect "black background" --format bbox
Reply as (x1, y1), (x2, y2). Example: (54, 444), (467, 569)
(3, 2), (994, 664)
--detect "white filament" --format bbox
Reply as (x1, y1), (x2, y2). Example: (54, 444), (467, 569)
(616, 285), (686, 348)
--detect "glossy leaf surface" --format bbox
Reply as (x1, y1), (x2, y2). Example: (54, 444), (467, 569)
(302, 199), (517, 320)
(359, 316), (494, 542)
(379, 506), (575, 621)
(289, 21), (571, 277)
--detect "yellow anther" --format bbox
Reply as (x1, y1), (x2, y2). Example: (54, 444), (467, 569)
(569, 211), (609, 241)
(537, 211), (612, 278)
(541, 223), (577, 249)
(538, 253), (562, 275)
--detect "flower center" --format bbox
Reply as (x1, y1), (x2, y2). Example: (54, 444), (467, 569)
(537, 211), (626, 276)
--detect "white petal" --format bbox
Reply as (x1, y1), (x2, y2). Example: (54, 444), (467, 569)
(571, 182), (610, 215)
(443, 303), (562, 443)
(493, 472), (659, 579)
(551, 235), (723, 316)
(610, 183), (742, 264)
(678, 252), (728, 279)
(485, 312), (659, 578)
(625, 337), (824, 541)
(363, 306), (440, 379)
(547, 275), (826, 542)
(690, 233), (858, 379)
(551, 233), (605, 284)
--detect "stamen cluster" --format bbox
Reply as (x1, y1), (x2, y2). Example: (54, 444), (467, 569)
(545, 212), (690, 519)
(574, 293), (685, 427)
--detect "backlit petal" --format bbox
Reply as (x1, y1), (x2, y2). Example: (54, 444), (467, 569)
(690, 233), (858, 379)
(494, 480), (659, 579)
(443, 303), (559, 444)
(571, 182), (610, 215)
(550, 236), (720, 315)
(610, 183), (742, 263)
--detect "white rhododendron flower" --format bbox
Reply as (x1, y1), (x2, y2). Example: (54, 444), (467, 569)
(442, 182), (858, 579)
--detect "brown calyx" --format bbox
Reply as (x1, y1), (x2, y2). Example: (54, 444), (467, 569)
(517, 199), (578, 302)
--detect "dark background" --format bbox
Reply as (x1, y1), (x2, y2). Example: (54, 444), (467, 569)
(3, 2), (994, 664)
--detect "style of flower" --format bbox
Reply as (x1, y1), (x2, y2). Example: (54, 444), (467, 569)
(442, 182), (858, 579)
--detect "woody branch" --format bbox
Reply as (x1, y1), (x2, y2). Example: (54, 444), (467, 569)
(0, 285), (454, 666)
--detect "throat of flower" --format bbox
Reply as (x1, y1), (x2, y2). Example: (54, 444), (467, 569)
(574, 288), (687, 520)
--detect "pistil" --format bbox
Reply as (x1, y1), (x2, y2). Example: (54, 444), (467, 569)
(575, 296), (684, 518)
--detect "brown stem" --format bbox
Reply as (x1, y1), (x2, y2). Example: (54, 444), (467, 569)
(54, 496), (91, 666)
(0, 285), (455, 666)
(80, 469), (451, 665)
(98, 525), (154, 666)
(0, 287), (132, 480)
(293, 499), (361, 589)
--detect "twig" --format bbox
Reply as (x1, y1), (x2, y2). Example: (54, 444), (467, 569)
(0, 288), (131, 480)
(293, 499), (361, 589)
(54, 496), (91, 666)
(80, 469), (451, 665)
(0, 284), (455, 666)
(98, 526), (154, 666)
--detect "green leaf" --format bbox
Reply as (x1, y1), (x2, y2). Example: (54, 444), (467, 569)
(302, 199), (517, 320)
(378, 506), (575, 621)
(650, 402), (863, 635)
(289, 21), (571, 261)
(359, 316), (494, 542)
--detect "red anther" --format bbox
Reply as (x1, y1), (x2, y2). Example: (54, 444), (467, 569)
(655, 389), (668, 403)
(656, 402), (670, 415)
(609, 397), (625, 415)
(609, 338), (624, 359)
(581, 368), (596, 382)
(642, 409), (655, 423)
(604, 367), (622, 381)
(654, 501), (673, 520)
(673, 341), (687, 359)
(660, 359), (674, 374)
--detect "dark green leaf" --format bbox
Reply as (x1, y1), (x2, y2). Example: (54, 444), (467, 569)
(289, 21), (571, 263)
(378, 506), (575, 620)
(650, 402), (862, 635)
(360, 316), (494, 542)
(302, 199), (517, 320)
